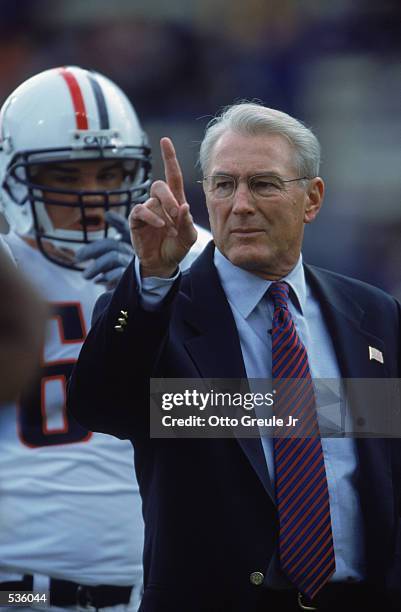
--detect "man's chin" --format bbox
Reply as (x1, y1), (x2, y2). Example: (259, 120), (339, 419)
(222, 246), (290, 279)
(224, 246), (271, 272)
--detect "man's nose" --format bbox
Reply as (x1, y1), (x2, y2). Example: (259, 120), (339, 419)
(231, 181), (255, 214)
(82, 178), (102, 191)
(80, 179), (105, 204)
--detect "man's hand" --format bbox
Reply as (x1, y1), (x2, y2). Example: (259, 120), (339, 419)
(129, 138), (197, 278)
(75, 211), (134, 289)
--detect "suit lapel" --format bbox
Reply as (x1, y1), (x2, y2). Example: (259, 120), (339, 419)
(180, 244), (247, 379)
(179, 244), (275, 501)
(305, 264), (394, 574)
(305, 265), (389, 378)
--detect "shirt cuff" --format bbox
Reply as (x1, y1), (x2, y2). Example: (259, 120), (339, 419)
(134, 257), (180, 311)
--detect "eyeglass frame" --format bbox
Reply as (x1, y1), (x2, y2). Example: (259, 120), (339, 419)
(197, 173), (312, 199)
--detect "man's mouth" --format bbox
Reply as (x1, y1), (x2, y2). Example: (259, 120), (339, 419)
(230, 228), (265, 235)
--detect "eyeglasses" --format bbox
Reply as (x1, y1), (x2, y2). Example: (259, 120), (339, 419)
(199, 173), (311, 199)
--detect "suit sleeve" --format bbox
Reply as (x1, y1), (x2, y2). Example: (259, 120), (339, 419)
(67, 259), (180, 440)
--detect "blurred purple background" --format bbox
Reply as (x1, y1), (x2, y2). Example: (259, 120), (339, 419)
(0, 0), (400, 295)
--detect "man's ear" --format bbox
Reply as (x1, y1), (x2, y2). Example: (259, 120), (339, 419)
(304, 177), (324, 224)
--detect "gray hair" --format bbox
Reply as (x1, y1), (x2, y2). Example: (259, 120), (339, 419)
(198, 102), (321, 178)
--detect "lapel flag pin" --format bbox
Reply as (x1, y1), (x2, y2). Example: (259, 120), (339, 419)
(369, 346), (384, 364)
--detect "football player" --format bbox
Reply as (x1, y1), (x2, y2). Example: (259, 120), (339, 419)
(0, 66), (211, 611)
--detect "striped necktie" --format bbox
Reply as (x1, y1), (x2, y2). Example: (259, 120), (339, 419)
(270, 281), (335, 601)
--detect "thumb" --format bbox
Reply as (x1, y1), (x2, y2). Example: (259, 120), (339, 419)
(177, 203), (198, 247)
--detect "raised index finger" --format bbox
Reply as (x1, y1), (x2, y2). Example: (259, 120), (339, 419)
(160, 137), (186, 205)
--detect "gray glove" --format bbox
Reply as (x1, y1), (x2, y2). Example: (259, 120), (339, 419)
(75, 211), (134, 288)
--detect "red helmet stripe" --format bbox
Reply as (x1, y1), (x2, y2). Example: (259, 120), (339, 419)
(58, 67), (89, 130)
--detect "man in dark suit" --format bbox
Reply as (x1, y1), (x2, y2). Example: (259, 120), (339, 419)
(68, 103), (401, 612)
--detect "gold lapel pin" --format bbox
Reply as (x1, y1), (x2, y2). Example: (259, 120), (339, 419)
(114, 310), (128, 332)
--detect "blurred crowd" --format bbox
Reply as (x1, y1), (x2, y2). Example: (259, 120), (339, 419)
(0, 0), (400, 294)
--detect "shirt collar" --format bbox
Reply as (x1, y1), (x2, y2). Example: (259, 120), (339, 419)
(214, 248), (306, 318)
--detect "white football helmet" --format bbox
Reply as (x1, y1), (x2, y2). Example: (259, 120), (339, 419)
(0, 66), (151, 268)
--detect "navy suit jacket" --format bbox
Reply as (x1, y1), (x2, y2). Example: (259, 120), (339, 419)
(68, 243), (401, 612)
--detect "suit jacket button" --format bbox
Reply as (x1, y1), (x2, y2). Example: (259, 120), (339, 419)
(250, 572), (264, 586)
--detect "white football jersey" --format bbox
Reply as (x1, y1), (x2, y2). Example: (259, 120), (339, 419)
(0, 232), (143, 587)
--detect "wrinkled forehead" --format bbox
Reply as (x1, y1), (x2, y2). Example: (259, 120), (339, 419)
(208, 130), (298, 176)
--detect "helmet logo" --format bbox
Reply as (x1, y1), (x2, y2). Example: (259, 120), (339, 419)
(83, 134), (110, 147)
(71, 129), (121, 150)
